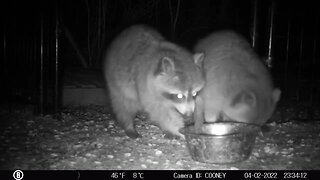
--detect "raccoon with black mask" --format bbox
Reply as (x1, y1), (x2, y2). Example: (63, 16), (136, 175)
(104, 25), (204, 139)
(193, 31), (281, 132)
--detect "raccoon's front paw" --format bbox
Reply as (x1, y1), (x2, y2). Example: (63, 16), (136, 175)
(125, 130), (141, 139)
(164, 132), (185, 140)
(259, 124), (273, 137)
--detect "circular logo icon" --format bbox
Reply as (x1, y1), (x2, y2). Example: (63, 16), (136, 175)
(13, 170), (24, 180)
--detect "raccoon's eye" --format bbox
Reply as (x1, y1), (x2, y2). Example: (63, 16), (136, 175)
(176, 94), (184, 99)
(162, 92), (184, 102)
(192, 91), (197, 97)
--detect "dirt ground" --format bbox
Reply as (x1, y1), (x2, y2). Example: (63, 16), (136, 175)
(0, 103), (319, 170)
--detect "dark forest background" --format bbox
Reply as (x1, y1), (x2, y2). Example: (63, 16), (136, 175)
(2, 0), (320, 111)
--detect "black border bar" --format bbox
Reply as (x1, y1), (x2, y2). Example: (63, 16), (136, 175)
(1, 170), (320, 180)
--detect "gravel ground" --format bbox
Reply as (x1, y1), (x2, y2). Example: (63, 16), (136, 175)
(0, 104), (319, 170)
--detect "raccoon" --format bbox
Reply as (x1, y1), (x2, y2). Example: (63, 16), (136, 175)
(104, 25), (204, 139)
(193, 31), (281, 131)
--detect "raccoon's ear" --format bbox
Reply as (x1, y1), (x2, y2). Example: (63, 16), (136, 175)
(159, 57), (175, 74)
(193, 53), (204, 68)
(272, 88), (281, 104)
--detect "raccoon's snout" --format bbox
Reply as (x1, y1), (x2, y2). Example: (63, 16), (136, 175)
(182, 112), (193, 121)
(174, 107), (193, 121)
(174, 101), (195, 121)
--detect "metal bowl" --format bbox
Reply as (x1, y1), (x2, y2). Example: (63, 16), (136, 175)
(180, 122), (261, 164)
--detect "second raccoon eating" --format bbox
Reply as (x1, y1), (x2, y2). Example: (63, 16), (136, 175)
(193, 30), (281, 131)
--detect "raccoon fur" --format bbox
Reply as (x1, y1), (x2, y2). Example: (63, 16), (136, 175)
(193, 31), (281, 131)
(104, 25), (204, 139)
